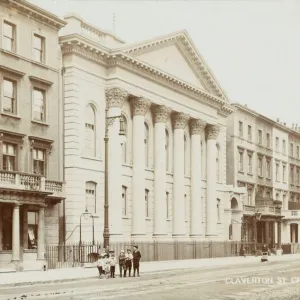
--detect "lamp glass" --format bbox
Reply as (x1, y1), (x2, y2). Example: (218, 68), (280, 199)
(83, 208), (89, 221)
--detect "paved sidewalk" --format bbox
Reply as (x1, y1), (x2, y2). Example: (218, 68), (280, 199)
(0, 254), (299, 288)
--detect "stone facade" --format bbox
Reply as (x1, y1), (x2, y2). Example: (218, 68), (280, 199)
(60, 14), (239, 243)
(0, 0), (65, 271)
(227, 104), (300, 249)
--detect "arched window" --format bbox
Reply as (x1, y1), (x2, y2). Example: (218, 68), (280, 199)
(184, 134), (188, 175)
(85, 181), (96, 213)
(121, 114), (127, 164)
(84, 105), (96, 157)
(217, 198), (221, 223)
(165, 129), (169, 172)
(144, 122), (149, 168)
(122, 186), (127, 216)
(216, 144), (220, 182)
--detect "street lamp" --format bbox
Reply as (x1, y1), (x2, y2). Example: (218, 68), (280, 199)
(253, 211), (262, 256)
(79, 208), (95, 246)
(103, 108), (126, 249)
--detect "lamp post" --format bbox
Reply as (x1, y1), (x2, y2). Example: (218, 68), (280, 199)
(103, 107), (126, 249)
(253, 212), (262, 256)
(79, 208), (95, 246)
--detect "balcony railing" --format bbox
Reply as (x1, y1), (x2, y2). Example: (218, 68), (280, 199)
(0, 170), (64, 198)
(243, 204), (281, 216)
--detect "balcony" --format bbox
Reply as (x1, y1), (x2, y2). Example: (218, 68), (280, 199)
(243, 204), (281, 216)
(0, 171), (65, 202)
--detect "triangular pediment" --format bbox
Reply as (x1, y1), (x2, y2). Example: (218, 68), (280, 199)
(121, 31), (228, 101)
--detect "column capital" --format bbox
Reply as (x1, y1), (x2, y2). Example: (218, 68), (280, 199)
(172, 112), (189, 130)
(131, 97), (151, 116)
(190, 119), (206, 135)
(153, 105), (171, 123)
(105, 87), (128, 108)
(206, 124), (220, 140)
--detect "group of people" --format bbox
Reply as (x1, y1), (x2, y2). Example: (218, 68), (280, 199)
(97, 245), (141, 279)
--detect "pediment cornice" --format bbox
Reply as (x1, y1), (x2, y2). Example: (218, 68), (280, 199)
(60, 36), (234, 117)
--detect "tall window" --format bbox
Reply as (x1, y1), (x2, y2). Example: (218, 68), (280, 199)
(166, 192), (169, 219)
(290, 143), (294, 157)
(184, 135), (188, 175)
(33, 148), (45, 175)
(247, 152), (252, 174)
(3, 79), (17, 115)
(283, 140), (286, 154)
(276, 137), (279, 151)
(248, 188), (253, 205)
(238, 121), (243, 138)
(217, 199), (221, 223)
(122, 186), (127, 216)
(121, 115), (127, 164)
(283, 164), (286, 182)
(258, 130), (262, 145)
(185, 194), (188, 221)
(266, 133), (270, 148)
(33, 34), (45, 63)
(276, 163), (280, 181)
(2, 143), (16, 171)
(216, 144), (220, 181)
(165, 129), (169, 172)
(247, 125), (252, 141)
(3, 21), (16, 52)
(297, 168), (300, 185)
(84, 105), (96, 157)
(266, 190), (271, 199)
(297, 146), (300, 159)
(238, 149), (243, 172)
(266, 159), (271, 178)
(33, 88), (45, 122)
(144, 123), (149, 168)
(85, 182), (96, 214)
(145, 189), (149, 218)
(258, 157), (263, 176)
(27, 211), (38, 249)
(291, 166), (294, 184)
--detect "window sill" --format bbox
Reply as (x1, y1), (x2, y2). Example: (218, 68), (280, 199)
(166, 219), (172, 221)
(0, 250), (12, 253)
(266, 177), (271, 181)
(31, 120), (49, 126)
(24, 249), (37, 253)
(258, 175), (263, 179)
(1, 113), (21, 120)
(122, 216), (130, 219)
(247, 173), (253, 176)
(81, 156), (102, 162)
(238, 171), (244, 174)
(146, 218), (151, 221)
(217, 222), (222, 224)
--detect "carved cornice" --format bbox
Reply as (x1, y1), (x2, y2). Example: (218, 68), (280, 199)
(153, 105), (171, 124)
(190, 119), (206, 135)
(172, 112), (189, 130)
(60, 39), (234, 117)
(206, 124), (220, 140)
(7, 0), (66, 30)
(105, 87), (128, 108)
(131, 97), (151, 116)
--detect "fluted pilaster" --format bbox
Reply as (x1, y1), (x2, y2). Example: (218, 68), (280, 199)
(172, 112), (189, 237)
(131, 97), (151, 238)
(153, 105), (171, 237)
(190, 119), (206, 237)
(206, 124), (220, 236)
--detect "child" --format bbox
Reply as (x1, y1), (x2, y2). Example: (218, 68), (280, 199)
(96, 255), (105, 278)
(119, 250), (126, 277)
(109, 252), (117, 278)
(124, 249), (133, 277)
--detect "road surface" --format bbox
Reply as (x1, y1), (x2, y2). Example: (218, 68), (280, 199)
(1, 259), (300, 300)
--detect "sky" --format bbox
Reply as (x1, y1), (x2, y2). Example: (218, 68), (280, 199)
(29, 0), (300, 125)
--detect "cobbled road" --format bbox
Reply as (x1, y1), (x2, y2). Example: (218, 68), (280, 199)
(1, 259), (300, 300)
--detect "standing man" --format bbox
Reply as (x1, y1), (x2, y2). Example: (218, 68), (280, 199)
(133, 245), (141, 277)
(124, 249), (133, 277)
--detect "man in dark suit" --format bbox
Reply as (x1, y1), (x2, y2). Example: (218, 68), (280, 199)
(132, 245), (141, 277)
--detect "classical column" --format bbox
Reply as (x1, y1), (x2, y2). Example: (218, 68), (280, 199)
(0, 205), (2, 250)
(23, 206), (28, 250)
(131, 97), (151, 238)
(190, 119), (205, 237)
(153, 105), (170, 237)
(205, 124), (220, 236)
(265, 221), (269, 245)
(12, 204), (20, 262)
(105, 87), (127, 240)
(277, 221), (281, 249)
(37, 207), (45, 260)
(172, 112), (189, 237)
